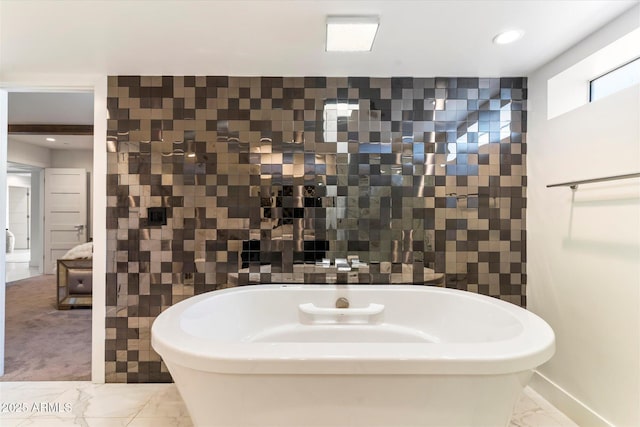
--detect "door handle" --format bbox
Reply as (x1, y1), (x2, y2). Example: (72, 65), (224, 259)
(74, 224), (85, 231)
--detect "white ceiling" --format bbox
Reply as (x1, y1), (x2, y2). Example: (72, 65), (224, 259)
(8, 92), (94, 125)
(1, 0), (638, 78)
(2, 2), (636, 156)
(7, 92), (94, 151)
(8, 134), (94, 151)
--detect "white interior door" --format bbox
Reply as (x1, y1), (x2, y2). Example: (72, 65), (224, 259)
(44, 168), (87, 274)
(8, 186), (30, 249)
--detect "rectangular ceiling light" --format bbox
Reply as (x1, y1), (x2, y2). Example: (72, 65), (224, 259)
(326, 15), (379, 52)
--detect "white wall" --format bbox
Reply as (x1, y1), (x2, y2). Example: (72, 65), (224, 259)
(527, 6), (640, 427)
(51, 149), (93, 239)
(51, 148), (93, 172)
(7, 174), (30, 188)
(7, 137), (51, 168)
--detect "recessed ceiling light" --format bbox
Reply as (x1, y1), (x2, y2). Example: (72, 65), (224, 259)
(46, 137), (56, 142)
(493, 29), (524, 45)
(326, 15), (379, 52)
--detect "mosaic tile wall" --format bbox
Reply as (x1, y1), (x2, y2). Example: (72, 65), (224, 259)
(106, 75), (527, 382)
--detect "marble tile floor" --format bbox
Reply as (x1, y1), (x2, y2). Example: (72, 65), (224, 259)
(0, 382), (577, 427)
(6, 249), (41, 283)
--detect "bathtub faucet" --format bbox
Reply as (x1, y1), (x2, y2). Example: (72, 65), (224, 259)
(335, 258), (351, 271)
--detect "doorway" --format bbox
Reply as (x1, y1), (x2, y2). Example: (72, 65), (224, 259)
(1, 91), (94, 381)
(5, 162), (42, 283)
(8, 186), (29, 250)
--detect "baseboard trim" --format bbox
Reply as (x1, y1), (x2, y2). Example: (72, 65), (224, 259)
(530, 371), (613, 427)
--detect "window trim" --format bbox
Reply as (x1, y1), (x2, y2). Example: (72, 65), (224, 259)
(589, 56), (640, 102)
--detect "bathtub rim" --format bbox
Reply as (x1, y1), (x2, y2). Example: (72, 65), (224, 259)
(151, 284), (555, 376)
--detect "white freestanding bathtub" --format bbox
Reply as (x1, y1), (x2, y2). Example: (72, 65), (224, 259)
(152, 285), (555, 427)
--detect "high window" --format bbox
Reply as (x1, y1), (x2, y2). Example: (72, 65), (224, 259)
(589, 57), (640, 102)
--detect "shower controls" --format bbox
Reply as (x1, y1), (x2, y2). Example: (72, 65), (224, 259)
(148, 207), (167, 226)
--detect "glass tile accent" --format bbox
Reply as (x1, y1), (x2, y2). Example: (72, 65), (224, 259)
(106, 76), (527, 382)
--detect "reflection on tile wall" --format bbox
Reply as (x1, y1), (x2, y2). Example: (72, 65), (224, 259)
(106, 75), (527, 382)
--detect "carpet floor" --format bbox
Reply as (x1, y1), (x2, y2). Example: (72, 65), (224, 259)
(1, 274), (91, 381)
